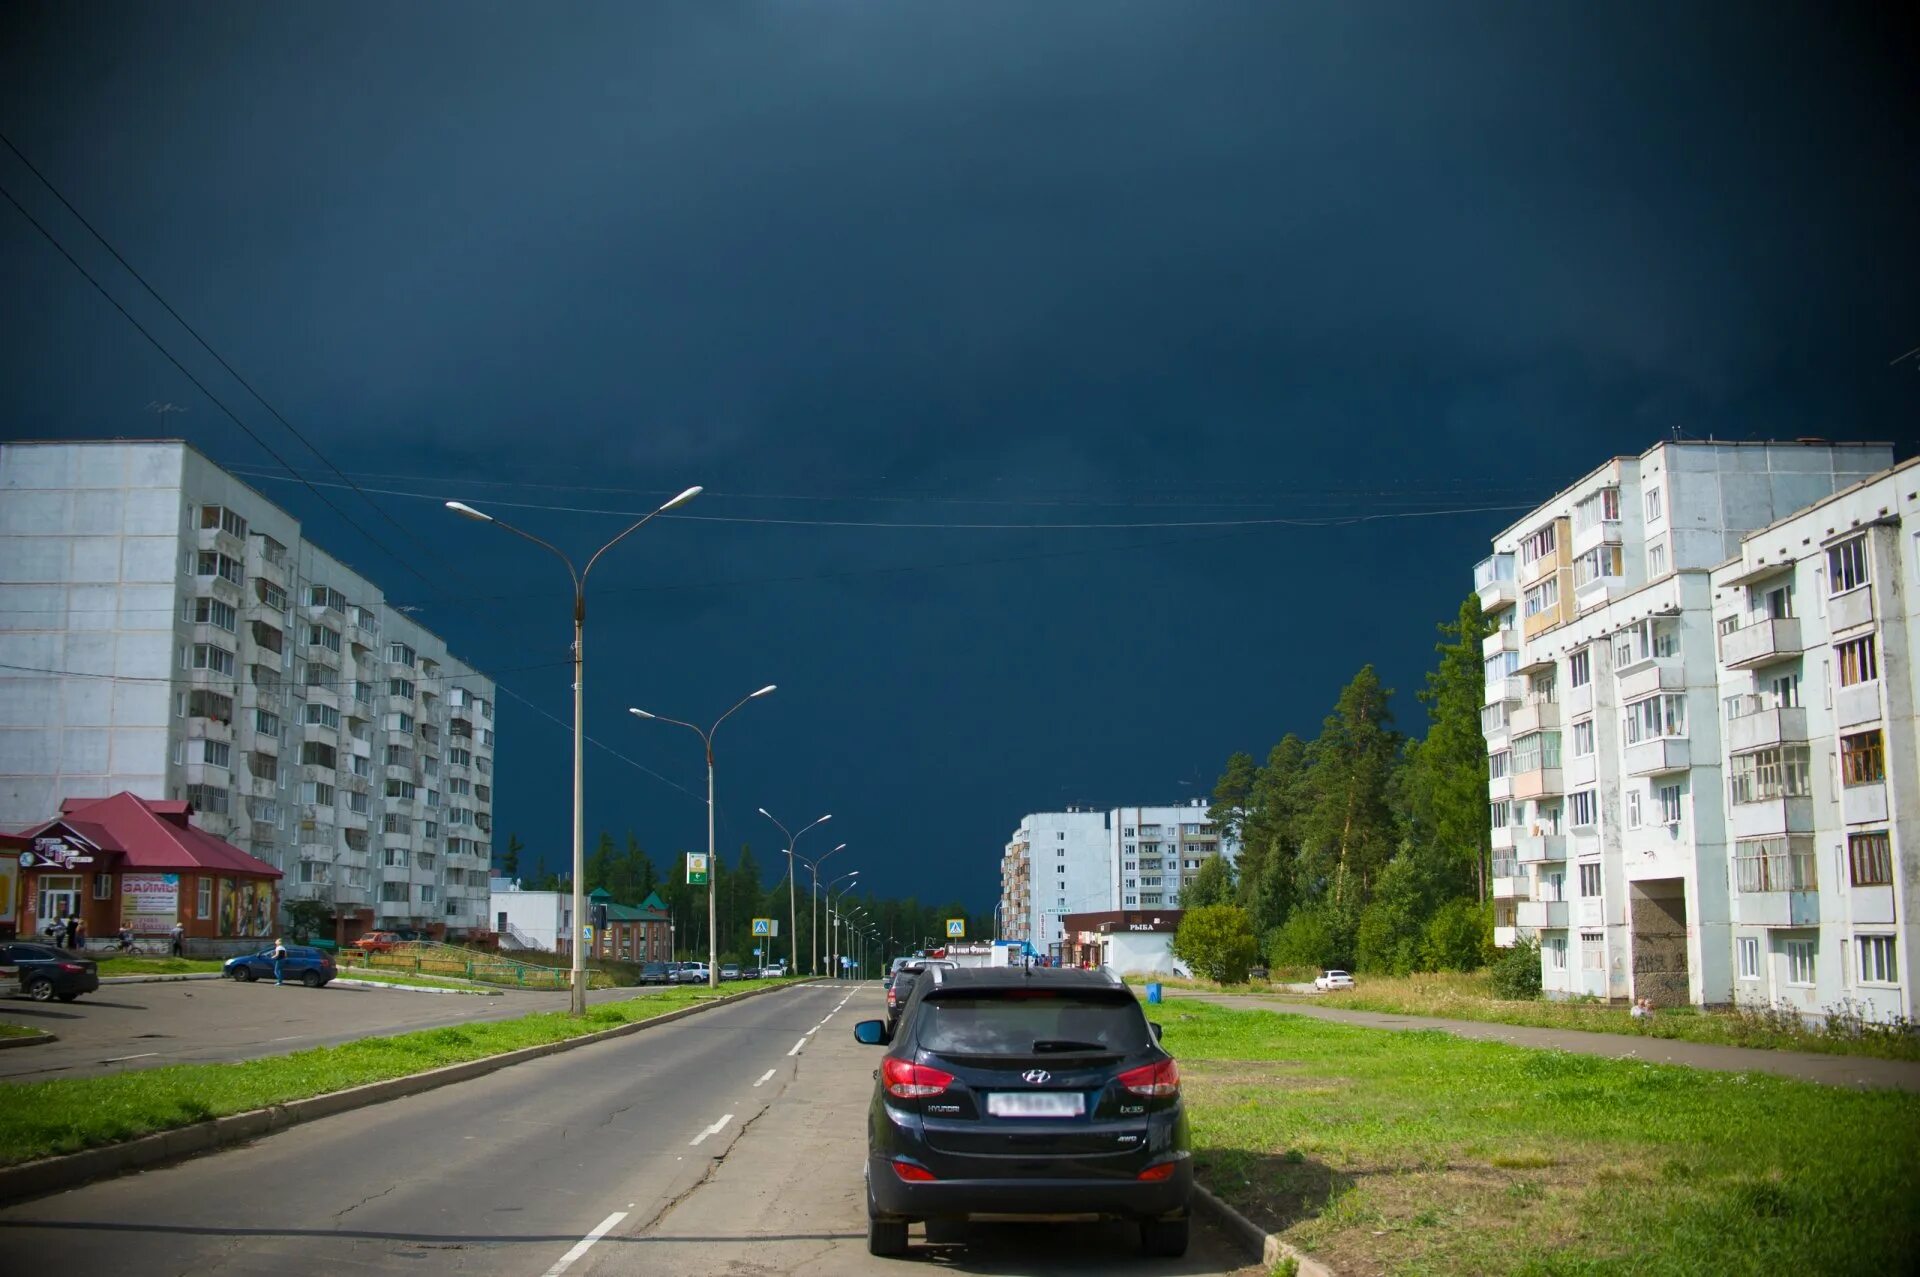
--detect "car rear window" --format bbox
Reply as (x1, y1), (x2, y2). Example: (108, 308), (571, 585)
(914, 990), (1151, 1054)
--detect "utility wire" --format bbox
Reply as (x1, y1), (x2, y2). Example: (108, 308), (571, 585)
(0, 132), (477, 588)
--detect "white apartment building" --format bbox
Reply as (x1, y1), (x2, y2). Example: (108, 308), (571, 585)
(0, 440), (497, 939)
(998, 798), (1239, 955)
(1712, 458), (1918, 1022)
(1475, 440), (1892, 1007)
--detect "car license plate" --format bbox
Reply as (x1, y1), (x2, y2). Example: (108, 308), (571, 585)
(987, 1091), (1085, 1118)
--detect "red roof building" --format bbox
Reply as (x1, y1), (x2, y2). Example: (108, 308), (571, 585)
(8, 792), (282, 943)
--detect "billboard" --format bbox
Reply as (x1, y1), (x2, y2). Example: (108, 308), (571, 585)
(120, 873), (180, 934)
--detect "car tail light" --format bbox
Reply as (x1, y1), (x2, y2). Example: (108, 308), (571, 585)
(1118, 1058), (1180, 1099)
(882, 1057), (954, 1099)
(58, 962), (87, 974)
(1136, 1161), (1180, 1182)
(891, 1160), (937, 1183)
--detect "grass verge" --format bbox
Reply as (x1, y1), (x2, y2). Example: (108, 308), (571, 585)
(0, 979), (783, 1167)
(1296, 970), (1920, 1062)
(1148, 998), (1920, 1276)
(93, 956), (226, 976)
(0, 1023), (45, 1040)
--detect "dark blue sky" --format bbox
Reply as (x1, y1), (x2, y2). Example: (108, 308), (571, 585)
(3, 4), (1915, 908)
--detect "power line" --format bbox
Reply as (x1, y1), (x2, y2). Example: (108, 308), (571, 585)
(0, 176), (457, 602)
(0, 132), (476, 589)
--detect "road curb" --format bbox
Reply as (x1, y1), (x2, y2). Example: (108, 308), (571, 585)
(98, 973), (223, 984)
(1192, 1182), (1335, 1277)
(0, 1031), (56, 1050)
(0, 979), (800, 1204)
(330, 978), (502, 996)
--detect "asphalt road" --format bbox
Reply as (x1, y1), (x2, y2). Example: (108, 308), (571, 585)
(0, 978), (687, 1081)
(0, 982), (1259, 1277)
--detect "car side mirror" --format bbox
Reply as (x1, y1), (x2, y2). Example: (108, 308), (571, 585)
(853, 1018), (890, 1046)
(1149, 1022), (1164, 1042)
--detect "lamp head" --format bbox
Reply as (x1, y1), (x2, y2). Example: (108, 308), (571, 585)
(445, 501), (493, 523)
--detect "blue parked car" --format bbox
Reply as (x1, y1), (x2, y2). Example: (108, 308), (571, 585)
(224, 944), (337, 987)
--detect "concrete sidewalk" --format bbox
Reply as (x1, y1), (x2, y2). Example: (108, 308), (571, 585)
(1175, 992), (1920, 1093)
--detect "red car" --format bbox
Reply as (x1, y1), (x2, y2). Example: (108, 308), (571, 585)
(354, 931), (403, 954)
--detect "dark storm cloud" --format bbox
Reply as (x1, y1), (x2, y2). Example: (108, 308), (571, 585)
(2, 3), (1914, 903)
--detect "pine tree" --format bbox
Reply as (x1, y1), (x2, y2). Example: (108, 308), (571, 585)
(1182, 854), (1236, 908)
(1401, 594), (1495, 902)
(1296, 666), (1402, 919)
(500, 833), (523, 879)
(1243, 734), (1309, 928)
(1208, 750), (1258, 870)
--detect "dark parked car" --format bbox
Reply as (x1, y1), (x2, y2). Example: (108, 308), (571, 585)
(1, 942), (100, 1002)
(854, 965), (1191, 1258)
(224, 945), (336, 987)
(884, 958), (955, 1034)
(638, 962), (672, 986)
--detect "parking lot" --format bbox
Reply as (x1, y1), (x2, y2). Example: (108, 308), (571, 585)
(0, 978), (681, 1081)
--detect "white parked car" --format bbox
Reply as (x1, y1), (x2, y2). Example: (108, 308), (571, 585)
(1314, 969), (1355, 991)
(677, 962), (711, 984)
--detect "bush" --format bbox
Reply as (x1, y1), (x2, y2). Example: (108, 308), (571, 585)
(1488, 936), (1542, 999)
(1172, 905), (1262, 984)
(1266, 904), (1350, 972)
(1419, 898), (1492, 972)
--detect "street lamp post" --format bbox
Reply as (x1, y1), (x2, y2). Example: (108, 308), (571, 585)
(759, 808), (831, 976)
(446, 486), (702, 1017)
(630, 686), (777, 989)
(819, 870), (859, 977)
(806, 845), (848, 976)
(827, 879), (861, 978)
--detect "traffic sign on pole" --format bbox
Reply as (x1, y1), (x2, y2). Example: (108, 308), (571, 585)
(751, 917), (777, 937)
(946, 918), (966, 939)
(686, 853), (709, 886)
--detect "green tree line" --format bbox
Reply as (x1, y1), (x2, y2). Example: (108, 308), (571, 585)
(496, 830), (989, 970)
(1184, 593), (1496, 976)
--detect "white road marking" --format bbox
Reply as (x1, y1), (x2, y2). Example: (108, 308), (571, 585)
(754, 1069), (776, 1087)
(100, 1052), (158, 1063)
(690, 1113), (734, 1147)
(540, 1210), (627, 1277)
(787, 1036), (808, 1056)
(268, 1035), (303, 1042)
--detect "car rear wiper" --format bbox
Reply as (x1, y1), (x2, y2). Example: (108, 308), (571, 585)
(1031, 1039), (1109, 1053)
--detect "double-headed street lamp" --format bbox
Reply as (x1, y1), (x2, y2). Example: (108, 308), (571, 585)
(446, 486), (702, 1016)
(827, 877), (862, 978)
(629, 686), (776, 989)
(804, 844), (848, 976)
(759, 808), (831, 974)
(820, 869), (859, 976)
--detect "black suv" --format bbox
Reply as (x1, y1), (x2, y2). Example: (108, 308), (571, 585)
(883, 958), (954, 1034)
(853, 965), (1191, 1258)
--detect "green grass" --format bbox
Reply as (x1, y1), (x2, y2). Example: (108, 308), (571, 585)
(0, 1023), (45, 1040)
(92, 956), (226, 976)
(1148, 999), (1920, 1276)
(1286, 971), (1920, 1062)
(0, 978), (784, 1167)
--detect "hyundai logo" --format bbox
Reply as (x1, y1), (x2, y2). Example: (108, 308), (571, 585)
(1022, 1069), (1051, 1084)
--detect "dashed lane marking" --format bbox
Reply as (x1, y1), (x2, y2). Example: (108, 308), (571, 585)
(539, 1209), (628, 1277)
(690, 1113), (734, 1147)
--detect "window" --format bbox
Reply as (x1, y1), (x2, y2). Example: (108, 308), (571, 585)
(1827, 536), (1869, 594)
(1569, 789), (1598, 828)
(1736, 836), (1817, 892)
(192, 643), (236, 675)
(305, 704), (341, 731)
(92, 874), (114, 900)
(383, 813), (412, 835)
(198, 876), (213, 919)
(1737, 937), (1760, 980)
(257, 580), (287, 612)
(301, 781), (335, 806)
(385, 779), (416, 800)
(1573, 544), (1624, 588)
(1545, 937), (1568, 971)
(1857, 936), (1897, 985)
(199, 740), (231, 768)
(1840, 731), (1885, 786)
(388, 678), (415, 700)
(1568, 649), (1591, 688)
(306, 624), (342, 654)
(185, 783), (230, 814)
(380, 881), (410, 903)
(1612, 619), (1676, 670)
(384, 847), (410, 867)
(348, 753), (371, 778)
(1489, 800), (1511, 830)
(193, 598), (238, 632)
(1644, 486), (1663, 523)
(170, 740), (186, 766)
(1581, 932), (1605, 970)
(1571, 719), (1595, 757)
(1523, 578), (1561, 618)
(390, 713), (416, 735)
(188, 689), (233, 722)
(254, 708), (280, 736)
(1769, 673), (1801, 709)
(1657, 784), (1683, 826)
(387, 642), (417, 667)
(1836, 636), (1879, 687)
(1785, 939), (1815, 986)
(1623, 694), (1687, 744)
(1848, 832), (1892, 887)
(1572, 487), (1620, 530)
(347, 790), (369, 815)
(301, 742), (337, 769)
(1511, 731), (1562, 774)
(1626, 790), (1642, 830)
(1520, 523), (1558, 566)
(1579, 863), (1602, 897)
(196, 551), (244, 584)
(1489, 750), (1511, 780)
(310, 585), (348, 613)
(1727, 746), (1812, 804)
(1647, 539), (1668, 577)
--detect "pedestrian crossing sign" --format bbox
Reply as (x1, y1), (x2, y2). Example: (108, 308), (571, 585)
(946, 918), (966, 939)
(752, 917), (777, 937)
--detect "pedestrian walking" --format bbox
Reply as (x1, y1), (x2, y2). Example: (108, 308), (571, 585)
(272, 937), (289, 985)
(171, 921), (185, 957)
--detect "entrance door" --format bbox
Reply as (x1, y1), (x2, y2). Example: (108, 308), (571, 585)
(36, 874), (81, 927)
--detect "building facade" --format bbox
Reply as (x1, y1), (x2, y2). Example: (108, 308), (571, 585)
(1058, 908), (1188, 976)
(998, 799), (1238, 955)
(0, 441), (496, 941)
(1711, 458), (1918, 1022)
(1475, 440), (1893, 1007)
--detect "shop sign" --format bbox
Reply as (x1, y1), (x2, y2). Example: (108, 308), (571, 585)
(122, 873), (181, 933)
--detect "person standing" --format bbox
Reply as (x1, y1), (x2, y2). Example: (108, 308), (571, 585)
(272, 937), (288, 986)
(63, 916), (78, 950)
(170, 921), (185, 958)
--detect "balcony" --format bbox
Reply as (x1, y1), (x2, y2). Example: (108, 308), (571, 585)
(1491, 861), (1529, 900)
(1510, 700), (1561, 735)
(1490, 824), (1516, 852)
(1494, 925), (1519, 949)
(1617, 659), (1684, 702)
(1830, 586), (1874, 633)
(1483, 628), (1519, 661)
(1735, 890), (1821, 928)
(1516, 899), (1569, 929)
(1488, 774), (1513, 803)
(1512, 767), (1563, 800)
(1475, 555), (1518, 612)
(1624, 737), (1690, 777)
(1484, 677), (1525, 708)
(1515, 832), (1567, 863)
(1725, 705), (1808, 753)
(1842, 782), (1888, 826)
(1719, 617), (1803, 670)
(1836, 682), (1882, 730)
(1575, 575), (1626, 612)
(1729, 797), (1815, 840)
